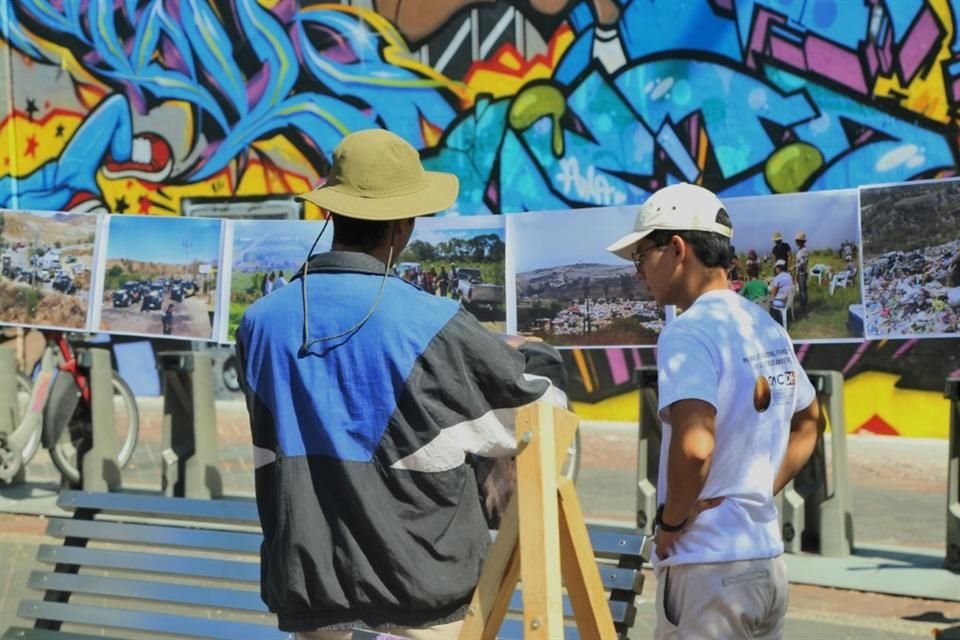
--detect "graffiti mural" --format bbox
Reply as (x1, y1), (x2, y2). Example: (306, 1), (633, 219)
(2, 0), (960, 432)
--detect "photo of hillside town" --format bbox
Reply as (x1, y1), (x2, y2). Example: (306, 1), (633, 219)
(860, 179), (960, 338)
(98, 216), (223, 339)
(509, 207), (662, 347)
(227, 219), (330, 340)
(397, 215), (506, 331)
(0, 210), (98, 330)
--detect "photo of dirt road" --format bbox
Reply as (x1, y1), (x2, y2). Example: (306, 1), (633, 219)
(0, 209), (98, 330)
(97, 216), (223, 340)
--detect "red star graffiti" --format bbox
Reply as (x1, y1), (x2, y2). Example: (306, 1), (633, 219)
(138, 195), (152, 214)
(24, 134), (38, 157)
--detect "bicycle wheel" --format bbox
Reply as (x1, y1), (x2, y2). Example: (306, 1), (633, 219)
(48, 372), (140, 485)
(17, 372), (44, 466)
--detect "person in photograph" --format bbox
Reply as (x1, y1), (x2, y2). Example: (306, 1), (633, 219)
(235, 129), (567, 640)
(794, 232), (810, 315)
(844, 255), (857, 276)
(727, 251), (743, 290)
(161, 303), (174, 335)
(274, 271), (287, 290)
(438, 265), (449, 297)
(606, 182), (821, 640)
(769, 259), (794, 324)
(261, 271), (271, 297)
(740, 262), (769, 303)
(771, 232), (792, 271)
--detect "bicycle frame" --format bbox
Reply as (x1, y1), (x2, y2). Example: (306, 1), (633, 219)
(0, 331), (88, 482)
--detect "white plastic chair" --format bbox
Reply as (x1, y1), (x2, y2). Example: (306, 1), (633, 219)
(810, 263), (829, 285)
(830, 268), (857, 296)
(772, 287), (795, 330)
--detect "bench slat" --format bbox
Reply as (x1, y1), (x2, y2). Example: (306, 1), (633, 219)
(1, 627), (115, 640)
(16, 600), (290, 640)
(36, 545), (259, 583)
(58, 491), (259, 525)
(587, 527), (646, 559)
(46, 519), (261, 554)
(28, 571), (267, 613)
(498, 618), (581, 640)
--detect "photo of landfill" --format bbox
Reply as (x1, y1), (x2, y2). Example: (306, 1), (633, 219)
(860, 179), (960, 338)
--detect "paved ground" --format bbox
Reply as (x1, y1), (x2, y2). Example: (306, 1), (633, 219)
(1, 397), (959, 638)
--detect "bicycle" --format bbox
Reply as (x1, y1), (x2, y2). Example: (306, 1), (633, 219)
(0, 330), (140, 485)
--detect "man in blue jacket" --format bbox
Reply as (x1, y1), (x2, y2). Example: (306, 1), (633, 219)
(236, 129), (566, 639)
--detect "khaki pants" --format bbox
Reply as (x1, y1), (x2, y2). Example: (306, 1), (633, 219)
(655, 556), (788, 639)
(296, 619), (463, 640)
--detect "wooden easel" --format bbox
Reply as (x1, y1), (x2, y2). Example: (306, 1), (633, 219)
(459, 402), (616, 639)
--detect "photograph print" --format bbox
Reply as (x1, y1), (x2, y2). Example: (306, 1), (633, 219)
(226, 218), (331, 341)
(860, 178), (960, 339)
(97, 215), (223, 340)
(724, 188), (863, 342)
(508, 206), (663, 348)
(397, 215), (506, 332)
(0, 209), (98, 330)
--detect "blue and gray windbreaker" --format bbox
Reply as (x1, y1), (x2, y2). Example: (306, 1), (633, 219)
(236, 251), (564, 632)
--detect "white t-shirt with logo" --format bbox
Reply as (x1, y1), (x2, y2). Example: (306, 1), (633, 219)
(654, 288), (816, 567)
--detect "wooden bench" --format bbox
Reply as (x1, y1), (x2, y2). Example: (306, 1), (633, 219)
(3, 491), (647, 640)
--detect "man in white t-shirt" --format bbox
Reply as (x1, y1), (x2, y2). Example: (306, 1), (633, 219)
(607, 183), (822, 639)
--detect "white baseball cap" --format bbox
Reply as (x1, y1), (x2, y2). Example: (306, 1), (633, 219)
(775, 259), (787, 267)
(607, 183), (733, 260)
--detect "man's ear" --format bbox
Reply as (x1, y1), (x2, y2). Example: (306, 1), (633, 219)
(671, 234), (685, 260)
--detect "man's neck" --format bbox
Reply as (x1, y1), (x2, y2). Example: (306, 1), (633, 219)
(677, 268), (729, 308)
(331, 243), (393, 266)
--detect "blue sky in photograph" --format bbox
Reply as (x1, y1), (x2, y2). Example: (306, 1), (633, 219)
(233, 219), (331, 260)
(108, 216), (221, 263)
(510, 206), (637, 273)
(412, 215), (505, 245)
(724, 189), (860, 254)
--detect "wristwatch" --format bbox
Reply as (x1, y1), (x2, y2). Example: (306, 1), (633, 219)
(655, 503), (687, 533)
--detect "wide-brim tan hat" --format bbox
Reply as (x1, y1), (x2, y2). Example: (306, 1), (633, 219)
(607, 183), (732, 260)
(795, 232), (807, 241)
(297, 129), (459, 221)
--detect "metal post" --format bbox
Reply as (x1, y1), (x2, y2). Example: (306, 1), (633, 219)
(79, 347), (122, 492)
(808, 369), (853, 557)
(635, 366), (660, 536)
(0, 347), (24, 484)
(946, 377), (960, 572)
(158, 351), (223, 499)
(778, 370), (853, 557)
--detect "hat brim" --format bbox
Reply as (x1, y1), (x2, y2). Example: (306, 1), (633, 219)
(606, 229), (653, 261)
(297, 172), (459, 220)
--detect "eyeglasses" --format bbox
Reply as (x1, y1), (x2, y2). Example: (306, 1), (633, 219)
(631, 244), (666, 273)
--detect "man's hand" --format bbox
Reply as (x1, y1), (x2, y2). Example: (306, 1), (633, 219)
(653, 497), (724, 560)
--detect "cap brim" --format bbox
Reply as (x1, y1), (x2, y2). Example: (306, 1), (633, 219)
(606, 230), (653, 261)
(296, 172), (459, 220)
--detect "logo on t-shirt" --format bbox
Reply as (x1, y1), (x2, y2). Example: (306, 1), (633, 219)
(767, 370), (797, 387)
(753, 376), (771, 412)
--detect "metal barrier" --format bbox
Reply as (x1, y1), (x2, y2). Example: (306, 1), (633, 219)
(635, 366), (659, 537)
(157, 351), (223, 499)
(778, 370), (853, 557)
(947, 377), (960, 572)
(635, 365), (854, 556)
(0, 347), (24, 484)
(77, 347), (123, 492)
